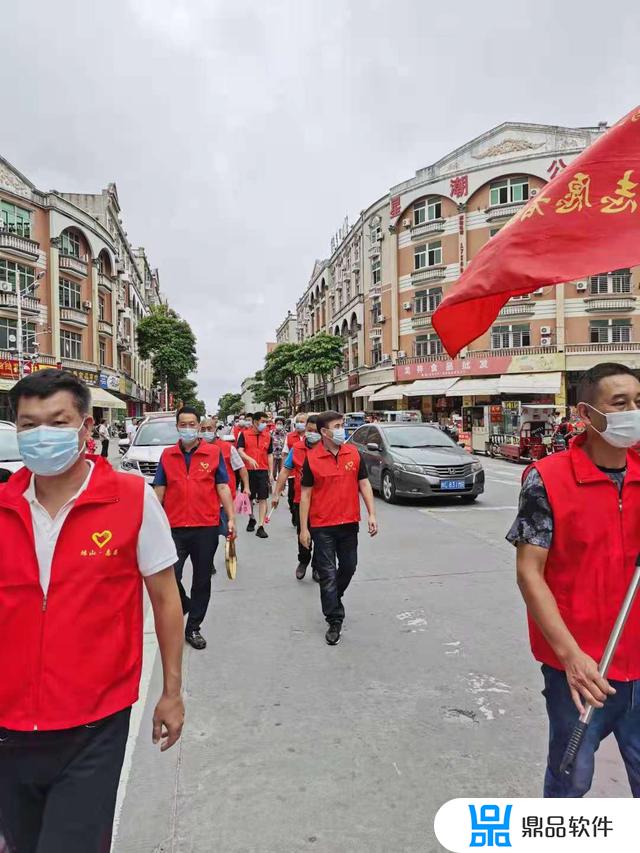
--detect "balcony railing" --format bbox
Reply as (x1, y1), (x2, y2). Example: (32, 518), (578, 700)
(59, 254), (88, 277)
(412, 315), (434, 329)
(98, 273), (113, 293)
(499, 300), (535, 317)
(61, 357), (97, 373)
(565, 342), (640, 353)
(0, 291), (41, 314)
(0, 232), (40, 260)
(584, 297), (636, 312)
(485, 202), (526, 222)
(369, 327), (383, 339)
(396, 345), (560, 366)
(98, 320), (113, 335)
(368, 243), (381, 258)
(410, 219), (446, 240)
(60, 306), (89, 327)
(411, 266), (446, 284)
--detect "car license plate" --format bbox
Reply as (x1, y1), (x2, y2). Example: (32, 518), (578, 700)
(441, 479), (466, 490)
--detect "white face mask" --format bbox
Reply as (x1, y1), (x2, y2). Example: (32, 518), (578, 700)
(586, 404), (640, 448)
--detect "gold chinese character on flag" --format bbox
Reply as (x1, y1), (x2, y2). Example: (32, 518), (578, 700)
(600, 170), (638, 214)
(555, 172), (592, 214)
(517, 195), (551, 221)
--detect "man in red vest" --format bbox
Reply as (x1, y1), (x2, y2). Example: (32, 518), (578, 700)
(237, 411), (274, 539)
(0, 369), (184, 852)
(154, 407), (235, 650)
(509, 363), (640, 797)
(272, 414), (321, 582)
(284, 413), (307, 525)
(299, 410), (378, 646)
(199, 417), (249, 549)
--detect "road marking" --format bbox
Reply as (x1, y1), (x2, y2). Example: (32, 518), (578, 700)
(420, 506), (517, 513)
(486, 477), (521, 486)
(111, 603), (159, 850)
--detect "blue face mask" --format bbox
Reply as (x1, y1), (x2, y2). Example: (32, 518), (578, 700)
(178, 427), (199, 443)
(305, 432), (321, 446)
(330, 428), (346, 445)
(295, 422), (306, 432)
(257, 423), (267, 433)
(18, 422), (86, 477)
(200, 431), (215, 443)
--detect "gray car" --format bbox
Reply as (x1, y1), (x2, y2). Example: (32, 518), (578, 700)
(350, 423), (484, 504)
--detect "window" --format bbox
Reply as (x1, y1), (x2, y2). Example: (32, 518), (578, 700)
(414, 200), (426, 226)
(0, 318), (36, 351)
(489, 227), (502, 238)
(589, 269), (632, 295)
(372, 258), (381, 285)
(0, 201), (32, 238)
(60, 329), (82, 360)
(59, 278), (82, 309)
(414, 198), (442, 226)
(428, 198), (442, 221)
(0, 259), (35, 293)
(345, 281), (351, 302)
(491, 323), (531, 349)
(99, 339), (107, 366)
(371, 224), (382, 242)
(98, 296), (105, 320)
(414, 240), (442, 270)
(414, 287), (443, 314)
(371, 339), (382, 365)
(60, 230), (81, 258)
(490, 176), (530, 207)
(415, 333), (443, 357)
(590, 319), (632, 344)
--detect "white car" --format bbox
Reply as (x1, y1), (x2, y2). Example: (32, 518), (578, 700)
(0, 420), (23, 475)
(120, 415), (179, 483)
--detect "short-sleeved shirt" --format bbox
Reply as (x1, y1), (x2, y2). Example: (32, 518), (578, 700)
(301, 451), (368, 486)
(506, 466), (627, 550)
(236, 432), (274, 454)
(153, 441), (229, 487)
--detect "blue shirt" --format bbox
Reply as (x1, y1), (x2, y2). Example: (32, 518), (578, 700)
(284, 448), (295, 470)
(153, 442), (229, 487)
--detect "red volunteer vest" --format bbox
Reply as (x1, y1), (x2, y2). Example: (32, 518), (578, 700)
(161, 441), (222, 528)
(527, 433), (640, 680)
(242, 429), (272, 471)
(306, 442), (361, 528)
(215, 439), (236, 499)
(285, 431), (301, 478)
(291, 441), (310, 504)
(0, 458), (146, 731)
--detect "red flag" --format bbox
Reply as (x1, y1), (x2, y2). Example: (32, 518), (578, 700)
(432, 105), (640, 357)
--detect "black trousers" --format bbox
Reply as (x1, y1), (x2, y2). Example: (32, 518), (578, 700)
(311, 524), (358, 624)
(100, 439), (109, 458)
(172, 526), (219, 633)
(287, 477), (295, 521)
(292, 503), (313, 568)
(0, 707), (131, 853)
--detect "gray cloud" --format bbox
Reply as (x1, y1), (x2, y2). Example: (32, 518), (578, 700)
(4, 0), (637, 407)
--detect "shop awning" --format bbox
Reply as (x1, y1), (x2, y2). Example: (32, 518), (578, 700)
(0, 378), (15, 392)
(90, 387), (127, 410)
(401, 378), (459, 396)
(368, 384), (405, 402)
(352, 384), (389, 399)
(446, 377), (501, 396)
(498, 372), (563, 395)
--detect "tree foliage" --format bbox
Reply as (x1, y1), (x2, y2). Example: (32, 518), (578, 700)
(136, 305), (198, 395)
(218, 392), (243, 420)
(295, 334), (344, 408)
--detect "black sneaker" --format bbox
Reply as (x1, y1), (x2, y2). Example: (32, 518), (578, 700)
(296, 563), (307, 580)
(246, 517), (257, 532)
(312, 568), (320, 583)
(186, 630), (207, 650)
(325, 623), (341, 646)
(256, 526), (269, 539)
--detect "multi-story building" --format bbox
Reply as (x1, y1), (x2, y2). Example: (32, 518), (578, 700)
(275, 311), (297, 345)
(297, 120), (635, 418)
(0, 156), (162, 421)
(240, 376), (260, 412)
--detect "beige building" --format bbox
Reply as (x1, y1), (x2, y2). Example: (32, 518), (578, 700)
(296, 120), (634, 416)
(275, 311), (297, 345)
(0, 156), (164, 421)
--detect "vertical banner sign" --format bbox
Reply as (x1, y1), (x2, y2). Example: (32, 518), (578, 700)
(458, 212), (466, 275)
(390, 195), (401, 218)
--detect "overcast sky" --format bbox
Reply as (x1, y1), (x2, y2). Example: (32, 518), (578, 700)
(3, 0), (638, 408)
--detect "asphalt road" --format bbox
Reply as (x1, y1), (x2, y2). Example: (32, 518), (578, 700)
(112, 456), (630, 853)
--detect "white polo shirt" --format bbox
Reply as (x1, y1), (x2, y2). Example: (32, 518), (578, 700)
(24, 462), (178, 595)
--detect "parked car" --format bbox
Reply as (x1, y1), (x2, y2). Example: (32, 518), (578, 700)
(349, 422), (484, 503)
(0, 420), (23, 475)
(120, 415), (179, 483)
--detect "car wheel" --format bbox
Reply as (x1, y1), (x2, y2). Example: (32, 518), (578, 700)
(460, 494), (478, 503)
(381, 470), (397, 504)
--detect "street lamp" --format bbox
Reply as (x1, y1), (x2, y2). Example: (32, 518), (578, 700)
(16, 270), (45, 379)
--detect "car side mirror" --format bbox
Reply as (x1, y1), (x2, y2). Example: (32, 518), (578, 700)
(367, 442), (380, 452)
(458, 442), (466, 448)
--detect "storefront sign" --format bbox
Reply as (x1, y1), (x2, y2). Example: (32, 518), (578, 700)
(390, 195), (401, 218)
(0, 358), (43, 379)
(396, 351), (564, 382)
(458, 213), (466, 274)
(99, 372), (120, 392)
(348, 373), (359, 390)
(65, 367), (98, 386)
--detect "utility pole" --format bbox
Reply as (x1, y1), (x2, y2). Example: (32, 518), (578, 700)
(16, 270), (45, 379)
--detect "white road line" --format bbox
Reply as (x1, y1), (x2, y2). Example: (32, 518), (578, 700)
(420, 506), (517, 513)
(111, 604), (159, 850)
(486, 477), (521, 486)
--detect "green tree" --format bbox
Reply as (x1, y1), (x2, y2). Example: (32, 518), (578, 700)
(218, 392), (243, 421)
(249, 369), (287, 411)
(136, 304), (198, 396)
(295, 333), (344, 409)
(173, 377), (206, 416)
(263, 343), (300, 412)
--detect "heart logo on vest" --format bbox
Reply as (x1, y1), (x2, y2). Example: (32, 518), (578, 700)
(92, 530), (113, 550)
(200, 462), (210, 471)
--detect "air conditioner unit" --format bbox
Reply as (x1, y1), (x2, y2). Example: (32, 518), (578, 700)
(540, 325), (552, 335)
(540, 336), (552, 346)
(83, 300), (92, 310)
(381, 353), (390, 362)
(403, 301), (412, 310)
(378, 314), (386, 322)
(533, 288), (544, 296)
(576, 281), (588, 292)
(397, 350), (407, 358)
(402, 218), (411, 227)
(530, 188), (538, 197)
(0, 282), (13, 293)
